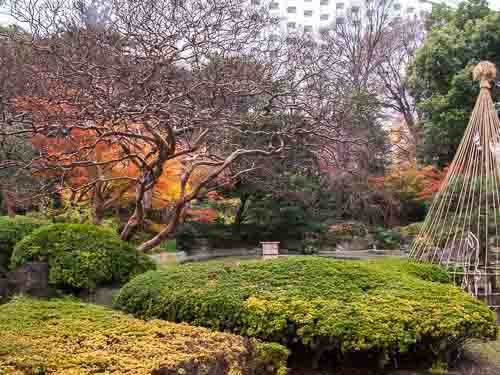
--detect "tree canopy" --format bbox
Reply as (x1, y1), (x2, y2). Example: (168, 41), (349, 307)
(409, 0), (500, 167)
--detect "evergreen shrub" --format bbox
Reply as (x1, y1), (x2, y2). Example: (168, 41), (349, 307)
(115, 257), (497, 370)
(399, 222), (424, 237)
(176, 222), (327, 252)
(11, 223), (155, 289)
(0, 215), (48, 270)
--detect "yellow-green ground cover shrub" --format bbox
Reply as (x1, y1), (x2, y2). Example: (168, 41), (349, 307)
(0, 297), (288, 375)
(115, 257), (498, 370)
(398, 222), (424, 237)
(11, 224), (155, 290)
(0, 216), (48, 270)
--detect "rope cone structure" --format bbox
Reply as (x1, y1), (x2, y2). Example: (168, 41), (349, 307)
(410, 61), (500, 309)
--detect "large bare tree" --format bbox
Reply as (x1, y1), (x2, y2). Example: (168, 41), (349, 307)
(376, 19), (424, 134)
(0, 0), (341, 251)
(320, 0), (424, 137)
(0, 0), (396, 251)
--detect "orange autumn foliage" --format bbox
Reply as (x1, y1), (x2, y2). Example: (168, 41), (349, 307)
(15, 95), (211, 209)
(371, 165), (448, 202)
(184, 208), (219, 223)
(414, 166), (449, 201)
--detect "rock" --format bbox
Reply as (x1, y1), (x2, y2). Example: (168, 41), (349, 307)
(0, 277), (9, 302)
(0, 264), (10, 302)
(7, 262), (52, 297)
(0, 252), (9, 270)
(80, 284), (121, 307)
(0, 264), (7, 278)
(335, 237), (372, 251)
(328, 222), (368, 237)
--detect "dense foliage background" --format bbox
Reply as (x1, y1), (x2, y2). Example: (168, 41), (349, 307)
(409, 0), (500, 166)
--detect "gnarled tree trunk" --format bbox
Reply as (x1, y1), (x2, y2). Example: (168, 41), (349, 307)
(120, 184), (147, 241)
(234, 193), (250, 226)
(2, 190), (16, 217)
(137, 200), (185, 253)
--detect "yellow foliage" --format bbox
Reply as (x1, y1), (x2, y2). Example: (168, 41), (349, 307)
(377, 164), (446, 202)
(148, 222), (167, 234)
(0, 297), (278, 375)
(387, 118), (416, 168)
(383, 165), (422, 195)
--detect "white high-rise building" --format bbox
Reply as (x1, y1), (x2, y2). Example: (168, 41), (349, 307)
(251, 0), (433, 35)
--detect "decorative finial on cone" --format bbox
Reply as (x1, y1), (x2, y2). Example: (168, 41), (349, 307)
(473, 61), (496, 89)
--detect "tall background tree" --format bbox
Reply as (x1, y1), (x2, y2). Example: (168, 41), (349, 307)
(0, 23), (48, 216)
(409, 0), (500, 167)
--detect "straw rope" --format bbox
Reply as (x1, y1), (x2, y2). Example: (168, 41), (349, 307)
(409, 61), (500, 308)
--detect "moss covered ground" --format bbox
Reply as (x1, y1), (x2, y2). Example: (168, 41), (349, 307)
(0, 297), (287, 375)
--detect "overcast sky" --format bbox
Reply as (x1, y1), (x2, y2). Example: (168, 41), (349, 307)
(487, 0), (500, 8)
(1, 0), (500, 26)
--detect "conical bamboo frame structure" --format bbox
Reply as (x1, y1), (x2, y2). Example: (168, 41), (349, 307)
(410, 61), (500, 309)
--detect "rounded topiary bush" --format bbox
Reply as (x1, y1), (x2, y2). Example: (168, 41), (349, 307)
(115, 257), (498, 370)
(11, 223), (155, 290)
(0, 216), (48, 271)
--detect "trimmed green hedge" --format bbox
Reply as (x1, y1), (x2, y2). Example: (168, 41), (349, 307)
(175, 222), (279, 251)
(115, 257), (498, 370)
(11, 223), (155, 289)
(0, 297), (288, 375)
(176, 222), (327, 252)
(0, 215), (48, 270)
